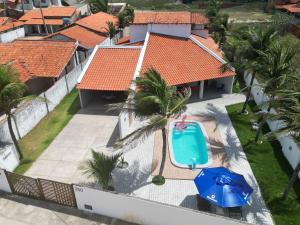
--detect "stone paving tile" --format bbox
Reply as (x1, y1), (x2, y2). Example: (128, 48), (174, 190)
(113, 94), (275, 225)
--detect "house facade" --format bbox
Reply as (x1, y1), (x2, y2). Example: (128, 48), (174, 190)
(19, 6), (79, 35)
(77, 11), (235, 108)
(0, 39), (82, 94)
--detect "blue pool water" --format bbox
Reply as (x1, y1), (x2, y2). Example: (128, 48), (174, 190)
(172, 122), (208, 165)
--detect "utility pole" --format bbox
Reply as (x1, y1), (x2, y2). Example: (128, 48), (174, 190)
(39, 0), (49, 35)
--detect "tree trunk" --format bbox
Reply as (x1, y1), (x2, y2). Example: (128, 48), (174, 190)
(7, 114), (23, 160)
(282, 160), (300, 200)
(158, 127), (167, 176)
(241, 71), (256, 114)
(255, 121), (263, 142)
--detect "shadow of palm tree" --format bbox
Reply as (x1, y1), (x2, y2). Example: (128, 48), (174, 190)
(112, 160), (153, 194)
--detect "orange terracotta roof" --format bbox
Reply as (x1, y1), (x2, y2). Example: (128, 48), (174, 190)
(19, 6), (77, 21)
(0, 40), (77, 82)
(133, 11), (208, 24)
(141, 33), (234, 86)
(0, 21), (23, 32)
(78, 47), (141, 91)
(0, 17), (10, 25)
(76, 12), (118, 34)
(24, 19), (63, 25)
(126, 41), (144, 46)
(191, 13), (209, 24)
(191, 34), (222, 57)
(276, 4), (300, 13)
(47, 25), (107, 48)
(116, 35), (130, 45)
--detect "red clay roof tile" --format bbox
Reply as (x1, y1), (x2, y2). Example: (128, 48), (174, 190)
(133, 11), (208, 24)
(76, 12), (118, 34)
(49, 25), (107, 48)
(141, 33), (234, 86)
(191, 34), (222, 57)
(0, 40), (77, 82)
(77, 47), (141, 91)
(19, 6), (77, 21)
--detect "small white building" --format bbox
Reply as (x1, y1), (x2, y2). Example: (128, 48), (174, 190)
(0, 17), (25, 43)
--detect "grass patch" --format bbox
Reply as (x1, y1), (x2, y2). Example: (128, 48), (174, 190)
(15, 89), (80, 174)
(113, 0), (271, 21)
(226, 102), (300, 225)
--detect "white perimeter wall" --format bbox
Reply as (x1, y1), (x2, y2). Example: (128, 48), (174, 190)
(244, 72), (300, 176)
(73, 185), (250, 225)
(130, 24), (191, 43)
(0, 169), (11, 193)
(0, 59), (88, 171)
(0, 27), (25, 43)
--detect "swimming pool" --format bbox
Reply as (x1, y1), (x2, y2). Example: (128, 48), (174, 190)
(168, 120), (212, 168)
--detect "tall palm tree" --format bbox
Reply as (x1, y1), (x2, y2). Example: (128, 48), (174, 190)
(124, 6), (134, 24)
(105, 21), (117, 45)
(240, 27), (278, 114)
(221, 34), (248, 85)
(264, 92), (300, 200)
(110, 68), (191, 185)
(254, 42), (296, 142)
(81, 150), (122, 190)
(0, 63), (26, 160)
(211, 13), (230, 48)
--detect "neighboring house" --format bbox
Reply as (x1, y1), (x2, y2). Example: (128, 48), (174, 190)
(0, 17), (25, 42)
(45, 24), (108, 60)
(77, 11), (235, 108)
(62, 0), (91, 16)
(0, 39), (80, 94)
(276, 3), (300, 18)
(129, 11), (209, 43)
(75, 11), (119, 44)
(19, 6), (79, 35)
(6, 0), (62, 12)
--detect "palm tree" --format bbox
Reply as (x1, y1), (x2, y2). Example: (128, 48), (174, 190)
(254, 41), (296, 142)
(0, 63), (26, 160)
(264, 93), (300, 200)
(211, 13), (230, 48)
(240, 27), (278, 114)
(88, 0), (108, 13)
(81, 150), (122, 190)
(110, 68), (191, 185)
(124, 6), (134, 24)
(105, 21), (117, 45)
(221, 34), (248, 85)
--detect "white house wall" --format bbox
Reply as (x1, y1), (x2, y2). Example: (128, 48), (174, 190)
(130, 24), (148, 43)
(215, 76), (234, 93)
(0, 27), (25, 43)
(148, 24), (191, 38)
(130, 24), (192, 42)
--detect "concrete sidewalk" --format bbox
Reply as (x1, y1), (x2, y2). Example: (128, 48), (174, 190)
(0, 191), (136, 225)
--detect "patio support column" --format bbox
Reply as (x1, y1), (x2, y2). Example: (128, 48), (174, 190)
(199, 80), (204, 99)
(37, 25), (41, 34)
(49, 25), (53, 34)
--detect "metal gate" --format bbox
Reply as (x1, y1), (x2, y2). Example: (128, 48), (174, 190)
(5, 171), (77, 208)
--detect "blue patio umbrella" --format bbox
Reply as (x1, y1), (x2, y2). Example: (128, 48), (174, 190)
(194, 167), (253, 208)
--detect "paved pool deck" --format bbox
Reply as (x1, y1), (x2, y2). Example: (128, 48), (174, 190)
(113, 93), (275, 225)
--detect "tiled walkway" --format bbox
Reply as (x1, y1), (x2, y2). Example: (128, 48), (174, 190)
(113, 94), (275, 225)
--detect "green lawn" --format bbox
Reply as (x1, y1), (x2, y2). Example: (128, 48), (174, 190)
(226, 102), (300, 225)
(15, 89), (80, 174)
(113, 0), (272, 21)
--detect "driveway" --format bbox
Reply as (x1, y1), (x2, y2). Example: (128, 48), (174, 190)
(25, 101), (119, 184)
